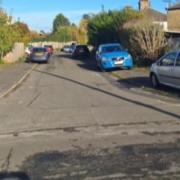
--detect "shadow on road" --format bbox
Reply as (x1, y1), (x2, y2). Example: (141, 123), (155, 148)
(118, 76), (151, 88)
(19, 141), (180, 179)
(118, 76), (180, 97)
(58, 53), (100, 72)
(58, 53), (180, 98)
(0, 172), (30, 180)
(35, 68), (180, 120)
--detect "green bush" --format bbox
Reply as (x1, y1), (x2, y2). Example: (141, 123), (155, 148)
(87, 8), (141, 46)
(0, 9), (32, 60)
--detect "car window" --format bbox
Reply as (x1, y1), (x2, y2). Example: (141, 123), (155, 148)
(160, 52), (177, 66)
(175, 53), (180, 67)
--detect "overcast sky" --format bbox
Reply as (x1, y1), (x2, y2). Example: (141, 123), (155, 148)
(2, 0), (169, 32)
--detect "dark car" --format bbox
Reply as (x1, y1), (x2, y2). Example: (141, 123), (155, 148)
(30, 47), (50, 63)
(44, 45), (54, 55)
(72, 45), (90, 58)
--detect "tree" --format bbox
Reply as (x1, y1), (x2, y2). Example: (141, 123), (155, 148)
(12, 22), (31, 44)
(0, 9), (19, 60)
(53, 13), (70, 32)
(0, 25), (15, 59)
(129, 21), (167, 64)
(87, 8), (141, 46)
(0, 8), (9, 25)
(78, 18), (89, 44)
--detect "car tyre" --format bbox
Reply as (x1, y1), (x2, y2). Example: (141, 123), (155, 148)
(150, 74), (159, 89)
(126, 66), (132, 70)
(99, 60), (105, 72)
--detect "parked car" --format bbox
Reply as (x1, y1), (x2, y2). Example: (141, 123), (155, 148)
(72, 45), (90, 58)
(150, 51), (180, 89)
(44, 45), (54, 55)
(30, 47), (50, 63)
(96, 43), (133, 71)
(63, 45), (71, 53)
(69, 43), (76, 53)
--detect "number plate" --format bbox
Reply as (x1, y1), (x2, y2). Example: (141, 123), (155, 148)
(35, 52), (44, 56)
(114, 58), (124, 65)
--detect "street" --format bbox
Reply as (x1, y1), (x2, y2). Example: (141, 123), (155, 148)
(0, 53), (180, 179)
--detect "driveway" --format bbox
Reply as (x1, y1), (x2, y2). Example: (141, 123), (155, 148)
(0, 53), (180, 179)
(108, 67), (180, 100)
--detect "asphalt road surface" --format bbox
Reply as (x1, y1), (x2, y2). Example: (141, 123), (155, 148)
(0, 53), (180, 180)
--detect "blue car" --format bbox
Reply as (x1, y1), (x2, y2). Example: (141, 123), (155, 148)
(96, 43), (133, 70)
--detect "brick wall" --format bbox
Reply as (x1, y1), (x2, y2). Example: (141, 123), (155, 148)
(168, 10), (180, 31)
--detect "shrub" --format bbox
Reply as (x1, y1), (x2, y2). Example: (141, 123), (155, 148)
(122, 20), (167, 66)
(87, 8), (141, 46)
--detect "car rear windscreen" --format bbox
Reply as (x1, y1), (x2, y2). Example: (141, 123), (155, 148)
(33, 48), (46, 52)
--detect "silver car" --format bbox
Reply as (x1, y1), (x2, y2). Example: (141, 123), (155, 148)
(150, 51), (180, 89)
(30, 47), (50, 63)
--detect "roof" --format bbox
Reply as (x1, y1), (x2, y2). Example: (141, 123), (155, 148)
(142, 8), (167, 22)
(168, 3), (180, 10)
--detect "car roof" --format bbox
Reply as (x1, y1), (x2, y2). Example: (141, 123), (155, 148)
(99, 43), (121, 48)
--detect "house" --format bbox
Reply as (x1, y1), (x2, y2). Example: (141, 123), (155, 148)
(139, 0), (167, 31)
(166, 3), (180, 49)
(167, 3), (180, 33)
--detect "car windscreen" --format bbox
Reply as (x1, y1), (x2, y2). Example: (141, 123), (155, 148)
(102, 45), (122, 53)
(76, 46), (89, 52)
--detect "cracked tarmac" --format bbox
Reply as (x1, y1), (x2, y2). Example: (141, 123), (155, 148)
(0, 53), (180, 179)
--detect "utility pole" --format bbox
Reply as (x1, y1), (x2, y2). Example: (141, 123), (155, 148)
(101, 4), (105, 12)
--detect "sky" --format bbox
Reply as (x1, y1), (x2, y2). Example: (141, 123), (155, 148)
(1, 0), (169, 32)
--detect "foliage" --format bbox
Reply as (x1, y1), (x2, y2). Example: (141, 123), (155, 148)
(0, 25), (15, 59)
(53, 13), (70, 32)
(87, 8), (141, 46)
(120, 18), (168, 66)
(0, 8), (32, 60)
(77, 19), (89, 44)
(12, 22), (31, 44)
(45, 13), (90, 44)
(87, 8), (168, 66)
(130, 22), (167, 65)
(49, 26), (73, 42)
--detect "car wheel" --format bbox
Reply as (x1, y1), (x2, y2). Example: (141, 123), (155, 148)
(150, 74), (159, 88)
(126, 66), (132, 70)
(99, 60), (105, 72)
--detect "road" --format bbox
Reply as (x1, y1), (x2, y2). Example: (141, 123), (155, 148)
(0, 53), (180, 179)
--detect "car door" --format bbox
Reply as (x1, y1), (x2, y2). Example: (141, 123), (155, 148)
(157, 52), (177, 85)
(172, 52), (180, 87)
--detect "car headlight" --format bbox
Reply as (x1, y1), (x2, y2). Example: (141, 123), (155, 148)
(102, 57), (109, 62)
(125, 54), (131, 59)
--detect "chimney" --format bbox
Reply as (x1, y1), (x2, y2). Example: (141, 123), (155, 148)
(139, 0), (150, 11)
